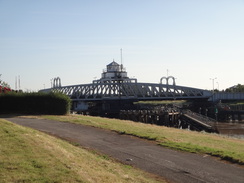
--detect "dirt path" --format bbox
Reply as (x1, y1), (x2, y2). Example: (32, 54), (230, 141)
(4, 117), (244, 183)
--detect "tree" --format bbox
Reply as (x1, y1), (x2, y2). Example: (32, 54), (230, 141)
(225, 84), (244, 93)
(0, 74), (10, 88)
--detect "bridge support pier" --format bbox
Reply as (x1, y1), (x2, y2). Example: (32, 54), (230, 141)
(119, 109), (180, 128)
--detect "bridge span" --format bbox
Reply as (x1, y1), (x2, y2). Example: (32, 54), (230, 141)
(210, 92), (244, 102)
(40, 81), (212, 101)
(40, 61), (244, 109)
(40, 61), (212, 103)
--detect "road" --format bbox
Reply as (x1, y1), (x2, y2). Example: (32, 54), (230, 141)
(3, 116), (244, 183)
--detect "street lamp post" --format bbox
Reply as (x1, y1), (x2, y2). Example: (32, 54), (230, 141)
(210, 77), (217, 102)
(210, 77), (217, 93)
(216, 82), (219, 91)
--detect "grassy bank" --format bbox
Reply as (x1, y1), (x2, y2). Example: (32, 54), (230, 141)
(0, 119), (165, 183)
(41, 115), (244, 165)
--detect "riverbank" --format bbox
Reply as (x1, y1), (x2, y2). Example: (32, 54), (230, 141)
(4, 116), (244, 183)
(40, 114), (244, 165)
(0, 118), (165, 183)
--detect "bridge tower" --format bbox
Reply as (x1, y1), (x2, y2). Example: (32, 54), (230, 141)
(93, 60), (137, 84)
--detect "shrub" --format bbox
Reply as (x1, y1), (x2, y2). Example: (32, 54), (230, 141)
(0, 92), (71, 115)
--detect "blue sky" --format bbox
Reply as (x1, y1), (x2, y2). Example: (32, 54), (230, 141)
(0, 0), (243, 91)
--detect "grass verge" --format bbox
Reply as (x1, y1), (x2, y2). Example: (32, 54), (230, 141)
(41, 115), (244, 165)
(0, 119), (165, 183)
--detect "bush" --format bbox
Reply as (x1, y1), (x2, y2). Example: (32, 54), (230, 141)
(0, 92), (71, 115)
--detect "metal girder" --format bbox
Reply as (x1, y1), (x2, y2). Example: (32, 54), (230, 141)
(40, 82), (212, 101)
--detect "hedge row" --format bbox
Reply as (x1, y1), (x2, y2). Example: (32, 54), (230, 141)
(0, 92), (71, 115)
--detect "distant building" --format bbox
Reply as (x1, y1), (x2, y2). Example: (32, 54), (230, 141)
(227, 85), (238, 90)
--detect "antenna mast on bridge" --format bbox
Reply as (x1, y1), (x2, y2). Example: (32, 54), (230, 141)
(120, 48), (123, 71)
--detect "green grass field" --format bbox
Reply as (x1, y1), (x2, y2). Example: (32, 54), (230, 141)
(41, 114), (244, 165)
(0, 119), (165, 183)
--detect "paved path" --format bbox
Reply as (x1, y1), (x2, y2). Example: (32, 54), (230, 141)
(3, 117), (244, 183)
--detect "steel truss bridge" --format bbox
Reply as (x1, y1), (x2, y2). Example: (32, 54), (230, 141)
(41, 62), (244, 103)
(40, 82), (213, 101)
